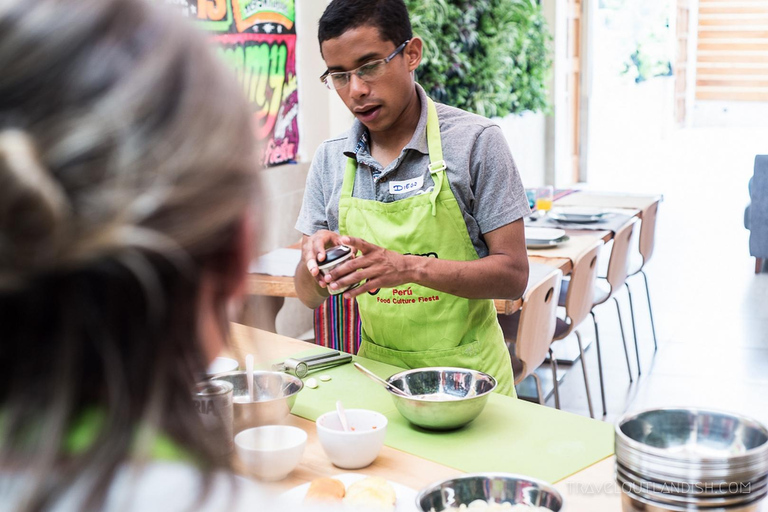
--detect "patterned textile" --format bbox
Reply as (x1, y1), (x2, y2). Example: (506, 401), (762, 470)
(313, 294), (362, 354)
(527, 188), (577, 210)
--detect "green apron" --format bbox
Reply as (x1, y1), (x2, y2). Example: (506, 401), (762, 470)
(338, 97), (516, 397)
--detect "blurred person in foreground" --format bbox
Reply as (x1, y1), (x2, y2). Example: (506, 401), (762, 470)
(294, 0), (530, 396)
(0, 0), (270, 509)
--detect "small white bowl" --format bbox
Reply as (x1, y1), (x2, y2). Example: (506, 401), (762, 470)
(316, 409), (387, 469)
(207, 356), (239, 375)
(234, 425), (307, 481)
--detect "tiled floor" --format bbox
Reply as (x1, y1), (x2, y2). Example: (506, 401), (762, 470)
(528, 79), (768, 427)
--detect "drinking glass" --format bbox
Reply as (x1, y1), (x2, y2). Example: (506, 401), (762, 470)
(535, 186), (554, 213)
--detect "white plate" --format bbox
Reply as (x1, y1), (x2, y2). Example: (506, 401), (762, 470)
(548, 207), (609, 223)
(527, 235), (570, 250)
(525, 227), (566, 242)
(278, 473), (418, 511)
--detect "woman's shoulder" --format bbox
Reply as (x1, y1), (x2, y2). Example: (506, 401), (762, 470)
(0, 462), (285, 512)
(106, 462), (272, 511)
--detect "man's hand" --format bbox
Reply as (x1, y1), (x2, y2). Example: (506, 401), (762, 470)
(301, 229), (346, 290)
(323, 236), (416, 298)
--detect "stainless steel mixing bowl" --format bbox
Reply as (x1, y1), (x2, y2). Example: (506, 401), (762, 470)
(211, 371), (303, 432)
(416, 473), (564, 511)
(616, 408), (768, 464)
(385, 367), (496, 430)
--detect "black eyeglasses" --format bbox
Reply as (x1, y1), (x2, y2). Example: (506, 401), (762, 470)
(320, 40), (410, 90)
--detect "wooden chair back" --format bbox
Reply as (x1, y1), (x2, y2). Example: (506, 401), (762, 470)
(605, 217), (638, 293)
(638, 200), (659, 266)
(514, 269), (562, 384)
(564, 241), (603, 329)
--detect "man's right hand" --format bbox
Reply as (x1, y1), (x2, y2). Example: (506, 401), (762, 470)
(300, 230), (345, 290)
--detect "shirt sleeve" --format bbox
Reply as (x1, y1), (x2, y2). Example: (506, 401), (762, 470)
(469, 124), (532, 234)
(294, 145), (330, 236)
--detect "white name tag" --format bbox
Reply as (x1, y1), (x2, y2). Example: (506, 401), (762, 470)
(389, 175), (424, 195)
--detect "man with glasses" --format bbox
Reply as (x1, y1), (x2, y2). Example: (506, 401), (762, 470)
(294, 0), (531, 397)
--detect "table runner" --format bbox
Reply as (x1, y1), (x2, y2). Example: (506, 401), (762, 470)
(526, 233), (606, 262)
(525, 211), (635, 233)
(554, 191), (662, 211)
(281, 348), (614, 484)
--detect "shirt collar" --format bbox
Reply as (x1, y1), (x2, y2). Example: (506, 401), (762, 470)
(342, 83), (431, 159)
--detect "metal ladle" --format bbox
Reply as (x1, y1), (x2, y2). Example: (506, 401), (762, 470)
(353, 362), (410, 397)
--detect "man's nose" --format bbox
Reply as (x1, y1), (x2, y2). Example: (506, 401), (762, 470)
(347, 73), (369, 99)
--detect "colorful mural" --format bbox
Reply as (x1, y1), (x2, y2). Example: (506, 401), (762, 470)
(166, 0), (299, 166)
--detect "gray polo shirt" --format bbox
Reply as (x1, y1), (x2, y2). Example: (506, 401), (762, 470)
(295, 84), (531, 258)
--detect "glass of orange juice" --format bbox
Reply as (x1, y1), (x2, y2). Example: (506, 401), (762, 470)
(535, 185), (554, 213)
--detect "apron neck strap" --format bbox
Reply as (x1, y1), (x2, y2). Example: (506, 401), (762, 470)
(425, 97), (446, 216)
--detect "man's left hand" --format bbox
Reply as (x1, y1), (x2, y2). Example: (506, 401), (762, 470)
(322, 236), (416, 298)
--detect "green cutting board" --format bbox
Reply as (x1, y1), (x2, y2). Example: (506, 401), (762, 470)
(282, 348), (614, 483)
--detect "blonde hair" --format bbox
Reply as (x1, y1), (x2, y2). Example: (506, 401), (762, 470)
(0, 0), (257, 288)
(0, 0), (259, 509)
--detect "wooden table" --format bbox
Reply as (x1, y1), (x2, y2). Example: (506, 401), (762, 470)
(248, 190), (657, 304)
(246, 231), (611, 316)
(228, 324), (621, 510)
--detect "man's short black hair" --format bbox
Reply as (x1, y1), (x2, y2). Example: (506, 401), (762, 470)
(318, 0), (413, 53)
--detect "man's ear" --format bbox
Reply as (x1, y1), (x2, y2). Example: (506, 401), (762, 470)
(405, 37), (423, 72)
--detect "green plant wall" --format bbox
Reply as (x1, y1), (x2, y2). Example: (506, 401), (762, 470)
(406, 0), (553, 118)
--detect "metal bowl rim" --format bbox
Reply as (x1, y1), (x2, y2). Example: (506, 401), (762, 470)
(415, 472), (564, 512)
(210, 370), (304, 403)
(386, 366), (498, 401)
(621, 484), (768, 512)
(616, 463), (768, 497)
(616, 472), (767, 506)
(616, 448), (768, 473)
(616, 451), (768, 481)
(616, 442), (768, 465)
(615, 406), (768, 462)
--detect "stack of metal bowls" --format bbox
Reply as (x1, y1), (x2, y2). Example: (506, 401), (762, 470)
(615, 407), (768, 511)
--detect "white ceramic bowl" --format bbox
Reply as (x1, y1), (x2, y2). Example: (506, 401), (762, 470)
(234, 425), (307, 481)
(316, 408), (387, 469)
(206, 356), (239, 375)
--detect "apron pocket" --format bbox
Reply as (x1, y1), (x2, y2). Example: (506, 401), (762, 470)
(359, 338), (483, 370)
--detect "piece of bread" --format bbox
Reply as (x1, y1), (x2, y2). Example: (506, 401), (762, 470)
(342, 477), (396, 511)
(304, 477), (346, 503)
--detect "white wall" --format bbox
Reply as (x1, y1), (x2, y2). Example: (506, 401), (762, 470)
(295, 0), (331, 164)
(256, 0), (335, 339)
(541, 0), (571, 188)
(494, 112), (547, 188)
(262, 0), (337, 255)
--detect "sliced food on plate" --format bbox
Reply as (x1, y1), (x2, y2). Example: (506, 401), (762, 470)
(298, 474), (407, 511)
(344, 477), (397, 510)
(304, 477), (347, 502)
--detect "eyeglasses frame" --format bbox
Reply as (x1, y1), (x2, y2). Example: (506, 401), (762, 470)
(319, 39), (411, 90)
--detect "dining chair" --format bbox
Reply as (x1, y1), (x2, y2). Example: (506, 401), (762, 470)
(498, 268), (563, 407)
(626, 200), (660, 354)
(557, 217), (639, 416)
(551, 240), (603, 419)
